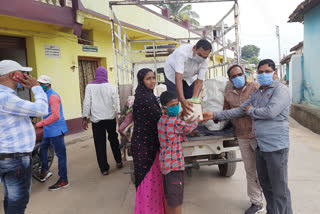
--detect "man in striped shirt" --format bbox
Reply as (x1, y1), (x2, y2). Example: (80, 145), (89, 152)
(0, 60), (48, 214)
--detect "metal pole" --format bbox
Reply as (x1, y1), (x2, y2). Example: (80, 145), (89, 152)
(118, 24), (124, 85)
(109, 6), (121, 113)
(234, 0), (241, 64)
(152, 41), (158, 86)
(123, 32), (129, 84)
(221, 21), (227, 77)
(110, 0), (235, 6)
(211, 31), (216, 78)
(129, 37), (204, 43)
(276, 25), (283, 80)
(128, 41), (133, 84)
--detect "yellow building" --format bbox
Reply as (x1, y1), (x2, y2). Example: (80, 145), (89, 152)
(0, 0), (232, 133)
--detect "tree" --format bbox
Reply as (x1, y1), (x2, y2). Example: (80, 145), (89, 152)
(241, 45), (260, 60)
(248, 56), (260, 65)
(160, 4), (200, 26)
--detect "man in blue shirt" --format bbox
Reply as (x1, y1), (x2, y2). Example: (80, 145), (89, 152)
(204, 59), (293, 214)
(0, 60), (48, 214)
(35, 75), (69, 191)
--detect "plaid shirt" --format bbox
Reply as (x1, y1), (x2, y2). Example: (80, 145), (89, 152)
(0, 85), (48, 153)
(158, 114), (198, 175)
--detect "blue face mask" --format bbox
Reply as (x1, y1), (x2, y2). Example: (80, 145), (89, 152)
(167, 105), (180, 117)
(258, 72), (274, 86)
(231, 76), (245, 89)
(40, 85), (48, 92)
(17, 83), (23, 89)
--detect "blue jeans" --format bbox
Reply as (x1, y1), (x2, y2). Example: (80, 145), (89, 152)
(0, 156), (32, 214)
(40, 134), (68, 181)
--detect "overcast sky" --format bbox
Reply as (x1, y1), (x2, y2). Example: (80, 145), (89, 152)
(192, 0), (304, 63)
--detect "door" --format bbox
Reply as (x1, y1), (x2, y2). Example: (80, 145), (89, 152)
(78, 57), (101, 107)
(0, 35), (30, 101)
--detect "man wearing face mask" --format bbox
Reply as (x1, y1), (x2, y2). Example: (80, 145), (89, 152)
(164, 39), (212, 115)
(222, 65), (263, 214)
(0, 60), (48, 214)
(35, 75), (69, 191)
(203, 59), (292, 214)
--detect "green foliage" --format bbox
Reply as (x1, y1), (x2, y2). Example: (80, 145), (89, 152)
(159, 3), (200, 26)
(241, 45), (260, 60)
(248, 56), (260, 65)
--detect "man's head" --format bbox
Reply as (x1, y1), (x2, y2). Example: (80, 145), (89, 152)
(37, 75), (52, 92)
(257, 59), (278, 86)
(160, 91), (179, 117)
(192, 39), (212, 63)
(0, 60), (32, 90)
(227, 65), (246, 89)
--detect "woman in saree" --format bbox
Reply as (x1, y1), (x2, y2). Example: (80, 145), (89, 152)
(131, 68), (167, 214)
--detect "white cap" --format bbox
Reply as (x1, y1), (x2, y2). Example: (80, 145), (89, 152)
(37, 75), (52, 84)
(0, 60), (32, 76)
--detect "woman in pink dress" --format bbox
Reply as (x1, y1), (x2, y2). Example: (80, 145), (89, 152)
(131, 68), (167, 214)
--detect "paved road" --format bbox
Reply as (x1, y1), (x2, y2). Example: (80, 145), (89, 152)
(1, 118), (320, 214)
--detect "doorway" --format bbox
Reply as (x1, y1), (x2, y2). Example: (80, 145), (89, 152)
(0, 35), (30, 101)
(78, 57), (101, 107)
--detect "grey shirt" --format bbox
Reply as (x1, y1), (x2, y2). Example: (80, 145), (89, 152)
(214, 80), (291, 152)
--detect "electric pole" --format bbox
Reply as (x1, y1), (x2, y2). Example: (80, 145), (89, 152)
(276, 25), (282, 80)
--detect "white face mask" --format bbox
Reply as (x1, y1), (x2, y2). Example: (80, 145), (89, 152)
(193, 54), (206, 64)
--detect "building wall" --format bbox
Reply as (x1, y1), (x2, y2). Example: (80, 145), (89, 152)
(304, 5), (320, 106)
(0, 17), (117, 122)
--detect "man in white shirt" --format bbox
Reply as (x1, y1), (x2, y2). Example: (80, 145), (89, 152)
(164, 39), (211, 114)
(82, 66), (122, 175)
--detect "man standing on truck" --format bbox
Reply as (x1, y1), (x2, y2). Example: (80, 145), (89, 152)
(203, 59), (293, 214)
(220, 64), (264, 214)
(164, 39), (211, 115)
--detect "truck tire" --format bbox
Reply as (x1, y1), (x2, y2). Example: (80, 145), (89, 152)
(218, 151), (237, 177)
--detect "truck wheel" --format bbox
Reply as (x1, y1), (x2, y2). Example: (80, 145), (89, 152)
(218, 151), (237, 177)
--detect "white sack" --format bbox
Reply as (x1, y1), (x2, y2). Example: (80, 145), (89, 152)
(183, 103), (203, 122)
(202, 77), (230, 131)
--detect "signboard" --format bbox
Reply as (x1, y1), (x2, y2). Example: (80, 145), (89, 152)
(82, 45), (98, 52)
(44, 45), (60, 58)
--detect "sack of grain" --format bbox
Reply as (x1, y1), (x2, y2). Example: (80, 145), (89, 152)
(202, 77), (230, 131)
(183, 98), (203, 122)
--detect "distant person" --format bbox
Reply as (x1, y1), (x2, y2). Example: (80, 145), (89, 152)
(36, 75), (69, 190)
(158, 91), (198, 214)
(164, 39), (211, 115)
(204, 59), (293, 214)
(0, 60), (48, 213)
(82, 67), (122, 175)
(131, 68), (166, 214)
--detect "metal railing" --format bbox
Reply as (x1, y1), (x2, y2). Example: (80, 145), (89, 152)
(108, 0), (240, 99)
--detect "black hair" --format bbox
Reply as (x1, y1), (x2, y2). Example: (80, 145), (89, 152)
(160, 91), (178, 106)
(227, 64), (244, 78)
(258, 59), (276, 70)
(195, 39), (212, 51)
